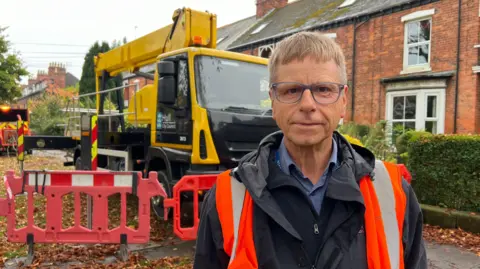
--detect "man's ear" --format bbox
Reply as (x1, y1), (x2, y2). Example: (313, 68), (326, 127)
(340, 85), (348, 118)
(269, 90), (276, 120)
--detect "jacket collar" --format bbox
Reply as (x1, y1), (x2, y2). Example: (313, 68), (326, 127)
(234, 130), (375, 203)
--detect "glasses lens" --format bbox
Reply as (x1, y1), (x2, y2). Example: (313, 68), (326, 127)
(274, 83), (304, 103)
(310, 83), (342, 104)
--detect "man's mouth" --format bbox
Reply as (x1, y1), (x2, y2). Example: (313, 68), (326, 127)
(293, 122), (322, 126)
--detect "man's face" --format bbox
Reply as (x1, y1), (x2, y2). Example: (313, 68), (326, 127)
(269, 56), (347, 147)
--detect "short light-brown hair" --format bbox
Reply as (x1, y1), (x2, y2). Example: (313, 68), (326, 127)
(268, 31), (347, 84)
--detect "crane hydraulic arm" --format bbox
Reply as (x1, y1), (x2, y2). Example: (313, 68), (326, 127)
(93, 7), (217, 112)
(94, 8), (216, 80)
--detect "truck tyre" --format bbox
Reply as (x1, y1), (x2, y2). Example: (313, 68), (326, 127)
(151, 170), (172, 219)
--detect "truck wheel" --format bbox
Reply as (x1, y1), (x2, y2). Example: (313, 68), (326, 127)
(151, 171), (172, 219)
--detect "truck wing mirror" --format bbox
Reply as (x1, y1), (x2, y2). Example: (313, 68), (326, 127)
(157, 61), (175, 77)
(158, 76), (176, 105)
(157, 61), (177, 105)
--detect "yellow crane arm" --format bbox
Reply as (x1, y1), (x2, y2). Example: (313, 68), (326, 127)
(93, 7), (217, 77)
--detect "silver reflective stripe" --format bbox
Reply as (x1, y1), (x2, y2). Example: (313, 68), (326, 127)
(372, 160), (400, 269)
(228, 168), (246, 264)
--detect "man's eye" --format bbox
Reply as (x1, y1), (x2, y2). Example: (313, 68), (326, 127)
(287, 88), (301, 94)
(280, 87), (300, 95)
(313, 86), (332, 93)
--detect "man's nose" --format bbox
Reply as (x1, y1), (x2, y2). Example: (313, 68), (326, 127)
(299, 89), (316, 111)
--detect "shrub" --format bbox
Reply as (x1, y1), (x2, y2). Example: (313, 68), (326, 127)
(395, 130), (432, 163)
(337, 122), (371, 139)
(337, 120), (397, 162)
(341, 134), (364, 147)
(407, 134), (480, 212)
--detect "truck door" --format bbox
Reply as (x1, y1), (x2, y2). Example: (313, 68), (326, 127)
(155, 58), (192, 148)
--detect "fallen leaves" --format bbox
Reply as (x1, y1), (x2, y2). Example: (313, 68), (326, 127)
(0, 154), (187, 268)
(423, 224), (480, 256)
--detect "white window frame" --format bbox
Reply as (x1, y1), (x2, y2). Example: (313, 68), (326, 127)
(401, 9), (435, 74)
(258, 44), (275, 58)
(385, 88), (445, 140)
(339, 0), (356, 8)
(323, 33), (337, 39)
(251, 22), (270, 35)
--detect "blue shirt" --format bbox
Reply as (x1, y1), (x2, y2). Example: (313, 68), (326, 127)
(275, 137), (339, 215)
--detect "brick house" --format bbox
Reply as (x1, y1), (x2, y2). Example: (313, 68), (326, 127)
(217, 0), (480, 135)
(16, 62), (79, 107)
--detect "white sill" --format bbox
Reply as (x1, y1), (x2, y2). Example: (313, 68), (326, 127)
(400, 66), (432, 75)
(472, 66), (480, 73)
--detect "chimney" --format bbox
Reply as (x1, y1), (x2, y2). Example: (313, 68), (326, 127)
(37, 70), (48, 81)
(48, 62), (66, 76)
(256, 0), (288, 18)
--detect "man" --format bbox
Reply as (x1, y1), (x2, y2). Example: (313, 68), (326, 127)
(193, 31), (427, 269)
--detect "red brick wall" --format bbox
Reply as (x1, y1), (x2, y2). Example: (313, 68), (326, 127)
(125, 77), (154, 103)
(47, 65), (66, 89)
(348, 0), (479, 134)
(242, 0), (480, 134)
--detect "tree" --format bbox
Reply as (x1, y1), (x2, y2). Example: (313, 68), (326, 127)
(79, 40), (125, 109)
(0, 26), (29, 104)
(28, 87), (74, 135)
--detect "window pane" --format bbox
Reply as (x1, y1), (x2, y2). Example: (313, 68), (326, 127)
(419, 20), (431, 42)
(405, 96), (416, 119)
(407, 22), (419, 44)
(427, 95), (437, 118)
(405, 121), (416, 131)
(408, 46), (419, 65)
(425, 121), (437, 134)
(419, 44), (429, 64)
(393, 96), (404, 119)
(194, 55), (270, 111)
(176, 60), (189, 108)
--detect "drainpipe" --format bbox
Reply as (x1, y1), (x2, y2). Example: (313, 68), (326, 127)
(454, 0), (462, 133)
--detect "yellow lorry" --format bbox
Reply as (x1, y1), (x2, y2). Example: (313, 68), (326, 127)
(41, 7), (278, 221)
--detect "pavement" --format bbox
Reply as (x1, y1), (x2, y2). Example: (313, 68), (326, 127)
(426, 242), (480, 269)
(4, 240), (478, 268)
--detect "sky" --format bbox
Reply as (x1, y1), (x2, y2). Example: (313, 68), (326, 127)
(0, 0), (256, 85)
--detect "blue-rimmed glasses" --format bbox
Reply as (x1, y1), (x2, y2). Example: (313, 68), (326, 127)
(270, 82), (345, 104)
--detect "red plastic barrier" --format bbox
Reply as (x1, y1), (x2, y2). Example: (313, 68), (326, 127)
(163, 174), (218, 241)
(0, 169), (167, 244)
(398, 164), (412, 184)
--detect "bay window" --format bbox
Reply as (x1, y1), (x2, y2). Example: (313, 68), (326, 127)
(386, 88), (445, 141)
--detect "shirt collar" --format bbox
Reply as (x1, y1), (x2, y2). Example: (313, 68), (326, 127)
(277, 136), (339, 177)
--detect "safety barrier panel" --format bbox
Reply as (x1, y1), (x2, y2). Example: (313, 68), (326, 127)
(163, 174), (218, 241)
(91, 115), (98, 170)
(0, 169), (167, 264)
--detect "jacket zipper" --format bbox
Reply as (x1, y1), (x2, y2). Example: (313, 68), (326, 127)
(311, 210), (355, 268)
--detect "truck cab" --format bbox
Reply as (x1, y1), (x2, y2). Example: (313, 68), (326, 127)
(127, 48), (277, 171)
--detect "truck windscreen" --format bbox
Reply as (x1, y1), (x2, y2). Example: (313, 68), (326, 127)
(194, 55), (270, 112)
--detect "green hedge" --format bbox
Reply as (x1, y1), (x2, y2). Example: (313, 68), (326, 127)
(407, 134), (480, 212)
(395, 130), (432, 164)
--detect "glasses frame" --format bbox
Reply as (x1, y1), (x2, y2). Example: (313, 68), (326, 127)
(270, 82), (346, 104)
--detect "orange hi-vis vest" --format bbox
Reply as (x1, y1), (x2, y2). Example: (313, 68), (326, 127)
(215, 159), (407, 269)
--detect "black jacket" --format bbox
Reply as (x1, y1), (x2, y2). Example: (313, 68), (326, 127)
(193, 131), (427, 269)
